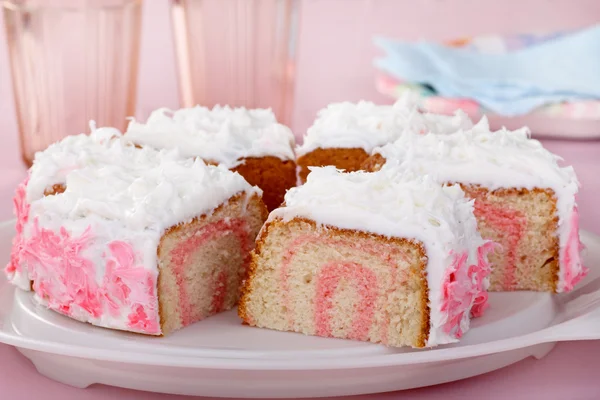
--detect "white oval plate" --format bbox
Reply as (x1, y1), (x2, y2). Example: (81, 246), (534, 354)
(0, 220), (599, 398)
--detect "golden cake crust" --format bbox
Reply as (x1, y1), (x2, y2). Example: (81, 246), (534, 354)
(159, 192), (268, 243)
(232, 156), (297, 212)
(297, 148), (371, 183)
(43, 183), (66, 196)
(360, 153), (387, 172)
(238, 216), (430, 348)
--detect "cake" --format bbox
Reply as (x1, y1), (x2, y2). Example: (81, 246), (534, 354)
(239, 167), (492, 348)
(295, 100), (473, 183)
(6, 126), (268, 335)
(124, 105), (297, 211)
(363, 117), (586, 293)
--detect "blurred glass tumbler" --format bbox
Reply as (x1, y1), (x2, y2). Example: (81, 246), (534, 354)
(170, 0), (299, 126)
(3, 0), (142, 166)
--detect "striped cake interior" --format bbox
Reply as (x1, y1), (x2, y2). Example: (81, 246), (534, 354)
(157, 193), (267, 334)
(239, 217), (430, 348)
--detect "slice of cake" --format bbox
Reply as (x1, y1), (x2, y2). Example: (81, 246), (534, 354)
(364, 118), (586, 293)
(124, 105), (297, 211)
(6, 127), (268, 335)
(239, 167), (491, 348)
(295, 99), (473, 183)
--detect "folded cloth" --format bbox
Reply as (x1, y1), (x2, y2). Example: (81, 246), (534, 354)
(374, 25), (600, 116)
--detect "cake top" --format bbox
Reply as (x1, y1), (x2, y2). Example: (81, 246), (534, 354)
(295, 99), (473, 157)
(27, 126), (260, 232)
(124, 105), (296, 168)
(28, 125), (123, 202)
(272, 166), (479, 245)
(270, 166), (488, 346)
(374, 117), (579, 193)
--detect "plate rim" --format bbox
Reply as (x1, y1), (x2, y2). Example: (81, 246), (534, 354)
(0, 220), (599, 371)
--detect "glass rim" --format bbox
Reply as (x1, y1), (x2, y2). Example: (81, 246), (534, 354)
(2, 0), (142, 12)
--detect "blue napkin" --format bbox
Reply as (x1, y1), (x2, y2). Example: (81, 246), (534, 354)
(374, 25), (600, 116)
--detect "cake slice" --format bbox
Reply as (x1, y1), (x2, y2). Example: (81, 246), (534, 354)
(239, 167), (491, 348)
(124, 105), (297, 211)
(296, 99), (472, 183)
(6, 127), (268, 335)
(364, 117), (586, 293)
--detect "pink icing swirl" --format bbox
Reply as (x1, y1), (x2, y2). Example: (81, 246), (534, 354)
(21, 220), (160, 334)
(102, 241), (160, 333)
(24, 219), (102, 318)
(441, 242), (493, 338)
(561, 206), (588, 292)
(5, 176), (30, 280)
(470, 242), (496, 317)
(128, 303), (160, 334)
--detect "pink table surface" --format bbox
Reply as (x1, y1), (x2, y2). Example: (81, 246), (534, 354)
(1, 1), (600, 399)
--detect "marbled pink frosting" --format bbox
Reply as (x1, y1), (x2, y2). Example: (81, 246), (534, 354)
(20, 218), (160, 334)
(5, 176), (30, 288)
(441, 242), (494, 338)
(561, 206), (588, 292)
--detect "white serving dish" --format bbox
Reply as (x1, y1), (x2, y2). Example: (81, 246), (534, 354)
(0, 220), (599, 398)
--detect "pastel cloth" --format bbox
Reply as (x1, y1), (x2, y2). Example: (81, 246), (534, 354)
(374, 25), (600, 116)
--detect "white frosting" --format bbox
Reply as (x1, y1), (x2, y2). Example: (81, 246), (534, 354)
(28, 132), (257, 232)
(374, 117), (582, 292)
(124, 105), (296, 168)
(296, 98), (473, 157)
(270, 167), (486, 346)
(10, 126), (260, 332)
(26, 125), (123, 202)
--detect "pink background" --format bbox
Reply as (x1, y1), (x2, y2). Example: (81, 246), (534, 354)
(1, 0), (600, 399)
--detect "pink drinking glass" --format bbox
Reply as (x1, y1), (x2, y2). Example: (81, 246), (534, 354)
(3, 0), (142, 166)
(170, 0), (299, 126)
